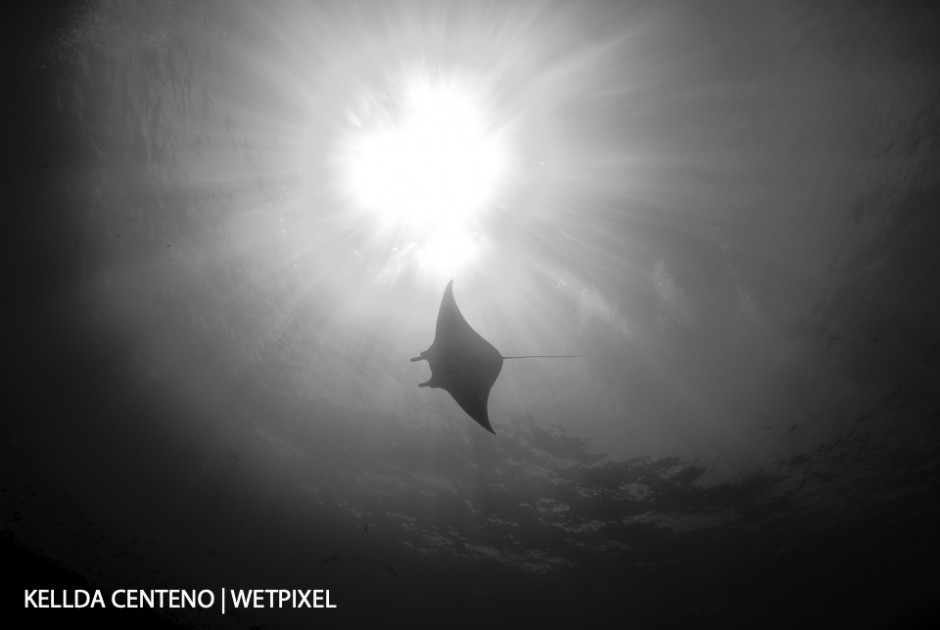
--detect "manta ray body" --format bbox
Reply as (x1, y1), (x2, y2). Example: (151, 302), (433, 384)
(411, 280), (580, 434)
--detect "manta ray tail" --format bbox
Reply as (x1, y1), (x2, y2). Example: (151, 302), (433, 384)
(501, 355), (584, 359)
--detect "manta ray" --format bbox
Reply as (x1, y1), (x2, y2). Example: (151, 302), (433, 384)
(411, 280), (581, 434)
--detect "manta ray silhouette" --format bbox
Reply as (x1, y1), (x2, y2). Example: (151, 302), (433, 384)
(411, 280), (581, 434)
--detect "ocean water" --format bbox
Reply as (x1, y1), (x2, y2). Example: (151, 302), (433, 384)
(5, 1), (940, 627)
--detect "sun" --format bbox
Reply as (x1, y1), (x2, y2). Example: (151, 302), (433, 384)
(337, 71), (511, 249)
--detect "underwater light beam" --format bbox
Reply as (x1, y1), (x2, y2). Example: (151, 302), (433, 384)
(335, 71), (511, 275)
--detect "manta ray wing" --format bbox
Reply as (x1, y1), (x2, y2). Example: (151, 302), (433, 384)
(411, 280), (503, 433)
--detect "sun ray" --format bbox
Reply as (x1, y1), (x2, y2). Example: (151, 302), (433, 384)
(333, 69), (511, 275)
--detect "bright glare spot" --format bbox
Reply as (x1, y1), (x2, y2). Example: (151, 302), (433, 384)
(342, 76), (509, 236)
(417, 230), (481, 278)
